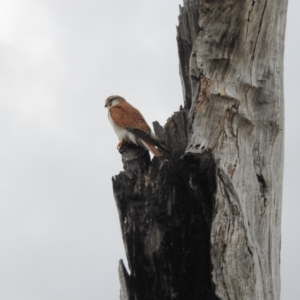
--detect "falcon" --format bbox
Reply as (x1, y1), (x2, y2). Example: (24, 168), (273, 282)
(105, 95), (167, 159)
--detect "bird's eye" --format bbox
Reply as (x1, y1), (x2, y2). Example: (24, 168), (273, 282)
(110, 99), (118, 106)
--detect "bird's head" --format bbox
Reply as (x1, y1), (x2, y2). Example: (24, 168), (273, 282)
(105, 95), (126, 108)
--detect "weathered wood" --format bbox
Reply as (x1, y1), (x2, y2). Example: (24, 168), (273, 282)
(119, 260), (131, 300)
(185, 0), (287, 299)
(177, 0), (200, 110)
(113, 111), (219, 299)
(112, 0), (287, 299)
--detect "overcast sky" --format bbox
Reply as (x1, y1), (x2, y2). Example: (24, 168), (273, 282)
(0, 1), (298, 299)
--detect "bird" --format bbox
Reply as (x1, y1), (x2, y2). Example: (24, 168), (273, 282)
(105, 95), (167, 159)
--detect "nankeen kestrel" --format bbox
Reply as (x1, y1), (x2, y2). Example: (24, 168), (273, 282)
(105, 95), (167, 159)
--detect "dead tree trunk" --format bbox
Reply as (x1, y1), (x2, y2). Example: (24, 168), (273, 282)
(112, 0), (287, 299)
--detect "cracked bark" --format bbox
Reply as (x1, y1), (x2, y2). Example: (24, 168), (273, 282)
(112, 0), (287, 299)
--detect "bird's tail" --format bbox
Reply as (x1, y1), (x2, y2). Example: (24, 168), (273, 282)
(142, 142), (164, 158)
(131, 129), (169, 160)
(140, 136), (168, 160)
(150, 133), (169, 159)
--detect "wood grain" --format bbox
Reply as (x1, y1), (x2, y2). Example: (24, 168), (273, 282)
(112, 0), (287, 299)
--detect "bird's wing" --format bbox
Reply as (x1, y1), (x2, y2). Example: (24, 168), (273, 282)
(110, 102), (167, 156)
(109, 102), (151, 133)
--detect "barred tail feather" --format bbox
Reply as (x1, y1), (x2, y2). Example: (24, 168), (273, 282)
(140, 140), (164, 158)
(131, 129), (168, 159)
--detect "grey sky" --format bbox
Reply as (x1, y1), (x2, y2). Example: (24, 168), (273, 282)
(0, 0), (298, 299)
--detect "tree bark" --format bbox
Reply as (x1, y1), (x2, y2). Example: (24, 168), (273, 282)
(112, 0), (287, 299)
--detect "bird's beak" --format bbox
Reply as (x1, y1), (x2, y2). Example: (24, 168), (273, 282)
(105, 104), (107, 108)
